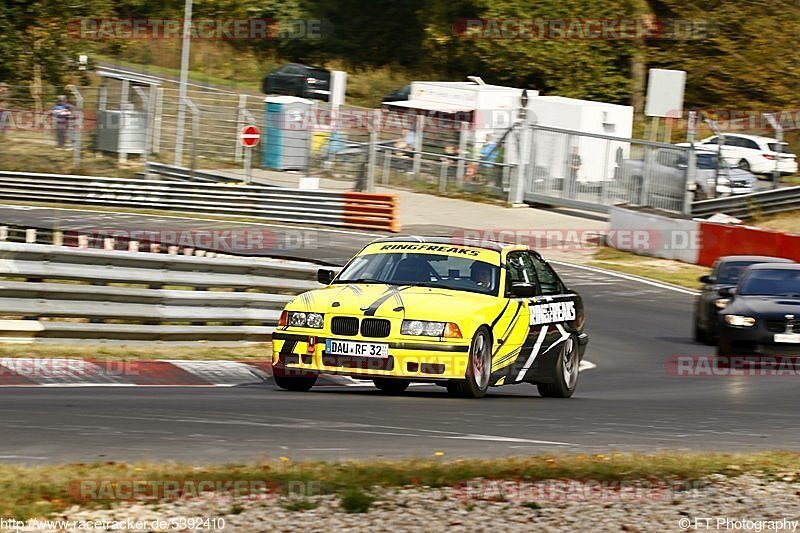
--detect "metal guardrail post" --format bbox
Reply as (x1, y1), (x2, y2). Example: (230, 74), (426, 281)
(456, 121), (468, 188)
(66, 85), (83, 168)
(152, 87), (164, 155)
(182, 98), (200, 178)
(235, 94), (247, 162)
(366, 109), (379, 192)
(412, 115), (424, 176)
(683, 146), (696, 216)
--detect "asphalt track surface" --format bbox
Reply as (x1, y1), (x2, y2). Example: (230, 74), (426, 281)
(2, 259), (799, 464)
(1, 204), (798, 463)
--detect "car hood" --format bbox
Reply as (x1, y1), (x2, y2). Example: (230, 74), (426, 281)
(727, 296), (800, 318)
(291, 283), (500, 322)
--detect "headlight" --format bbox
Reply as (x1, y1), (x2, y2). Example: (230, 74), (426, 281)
(724, 314), (755, 327)
(401, 320), (461, 338)
(285, 311), (324, 329)
(306, 313), (324, 329)
(715, 298), (730, 309)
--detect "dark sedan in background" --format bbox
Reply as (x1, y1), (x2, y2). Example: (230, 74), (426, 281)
(694, 255), (794, 344)
(717, 263), (800, 359)
(262, 63), (331, 101)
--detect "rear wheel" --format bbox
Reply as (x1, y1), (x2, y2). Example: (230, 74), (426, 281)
(537, 334), (579, 398)
(373, 378), (410, 394)
(447, 326), (492, 399)
(273, 374), (317, 392)
(738, 159), (750, 172)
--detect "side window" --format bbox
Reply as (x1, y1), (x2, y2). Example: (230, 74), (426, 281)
(743, 139), (760, 150)
(529, 253), (564, 295)
(506, 251), (538, 293)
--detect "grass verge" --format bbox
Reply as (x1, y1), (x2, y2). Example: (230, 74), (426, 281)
(751, 209), (799, 234)
(588, 247), (709, 290)
(0, 343), (271, 361)
(1, 452), (798, 519)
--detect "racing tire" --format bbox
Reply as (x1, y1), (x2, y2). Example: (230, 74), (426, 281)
(373, 378), (410, 394)
(694, 322), (712, 345)
(537, 334), (579, 398)
(737, 159), (750, 172)
(273, 374), (317, 392)
(446, 326), (492, 399)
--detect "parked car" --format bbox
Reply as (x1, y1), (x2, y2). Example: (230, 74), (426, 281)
(262, 63), (331, 101)
(694, 255), (794, 344)
(382, 85), (411, 103)
(617, 147), (757, 202)
(695, 134), (798, 176)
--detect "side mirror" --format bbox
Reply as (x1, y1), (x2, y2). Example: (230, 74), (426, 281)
(317, 269), (335, 285)
(718, 286), (736, 297)
(699, 275), (715, 284)
(510, 282), (537, 298)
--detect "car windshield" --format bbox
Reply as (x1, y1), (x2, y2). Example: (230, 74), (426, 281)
(334, 252), (500, 295)
(717, 261), (762, 284)
(738, 269), (800, 296)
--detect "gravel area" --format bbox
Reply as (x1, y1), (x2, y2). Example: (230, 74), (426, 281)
(10, 474), (800, 532)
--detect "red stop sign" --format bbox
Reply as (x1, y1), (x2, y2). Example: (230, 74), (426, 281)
(239, 125), (261, 147)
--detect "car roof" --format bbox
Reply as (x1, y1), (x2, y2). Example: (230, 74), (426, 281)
(719, 255), (795, 263)
(708, 133), (783, 143)
(745, 263), (800, 271)
(369, 235), (525, 253)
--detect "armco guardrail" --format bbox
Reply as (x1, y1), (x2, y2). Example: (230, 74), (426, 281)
(145, 162), (248, 184)
(0, 171), (399, 232)
(0, 241), (322, 342)
(691, 185), (800, 219)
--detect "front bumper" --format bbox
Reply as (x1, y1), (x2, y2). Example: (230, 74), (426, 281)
(718, 323), (800, 357)
(272, 331), (472, 381)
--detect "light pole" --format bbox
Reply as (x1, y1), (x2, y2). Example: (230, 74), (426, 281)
(174, 0), (193, 166)
(509, 89), (529, 205)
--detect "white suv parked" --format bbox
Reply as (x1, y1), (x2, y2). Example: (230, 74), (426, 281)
(696, 134), (797, 176)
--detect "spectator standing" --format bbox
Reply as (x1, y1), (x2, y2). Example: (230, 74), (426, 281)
(51, 95), (72, 149)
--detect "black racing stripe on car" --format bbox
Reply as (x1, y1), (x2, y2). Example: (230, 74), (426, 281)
(490, 300), (511, 329)
(280, 340), (298, 355)
(387, 342), (469, 352)
(498, 301), (523, 342)
(363, 286), (410, 316)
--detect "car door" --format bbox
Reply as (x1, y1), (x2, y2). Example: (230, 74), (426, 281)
(491, 251), (582, 385)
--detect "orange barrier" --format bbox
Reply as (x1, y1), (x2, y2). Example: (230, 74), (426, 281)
(342, 192), (400, 232)
(698, 223), (800, 267)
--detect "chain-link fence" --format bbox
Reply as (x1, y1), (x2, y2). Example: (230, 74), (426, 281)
(523, 124), (693, 214)
(0, 80), (696, 215)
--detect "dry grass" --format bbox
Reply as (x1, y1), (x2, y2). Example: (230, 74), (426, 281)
(0, 343), (271, 361)
(588, 246), (709, 289)
(751, 210), (800, 235)
(1, 452), (798, 519)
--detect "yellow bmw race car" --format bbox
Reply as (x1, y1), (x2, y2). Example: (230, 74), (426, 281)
(272, 237), (589, 398)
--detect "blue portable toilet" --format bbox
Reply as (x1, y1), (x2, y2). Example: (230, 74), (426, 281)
(262, 96), (313, 170)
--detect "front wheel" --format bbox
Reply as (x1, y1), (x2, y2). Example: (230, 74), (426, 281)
(273, 374), (317, 392)
(447, 326), (492, 398)
(537, 334), (579, 398)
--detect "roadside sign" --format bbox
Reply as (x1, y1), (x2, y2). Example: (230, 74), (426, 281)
(239, 125), (260, 147)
